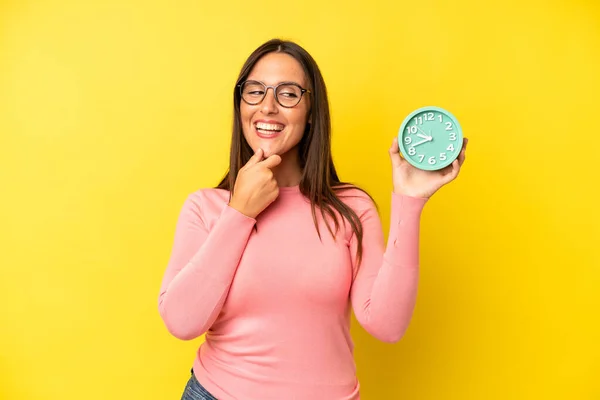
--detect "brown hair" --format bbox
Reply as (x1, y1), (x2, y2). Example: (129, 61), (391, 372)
(216, 38), (375, 265)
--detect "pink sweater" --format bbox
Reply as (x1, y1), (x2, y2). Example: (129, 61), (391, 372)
(158, 185), (427, 400)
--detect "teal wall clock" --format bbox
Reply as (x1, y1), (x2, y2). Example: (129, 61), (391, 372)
(398, 106), (463, 171)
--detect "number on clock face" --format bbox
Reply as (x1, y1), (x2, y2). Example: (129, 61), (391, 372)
(398, 107), (462, 171)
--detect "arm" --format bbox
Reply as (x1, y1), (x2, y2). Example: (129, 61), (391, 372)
(157, 195), (256, 340)
(349, 192), (428, 343)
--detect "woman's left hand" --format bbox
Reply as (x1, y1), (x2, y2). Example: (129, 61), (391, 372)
(388, 137), (468, 199)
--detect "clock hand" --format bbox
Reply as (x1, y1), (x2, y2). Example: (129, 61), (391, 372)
(411, 138), (430, 147)
(416, 126), (433, 140)
(416, 133), (430, 140)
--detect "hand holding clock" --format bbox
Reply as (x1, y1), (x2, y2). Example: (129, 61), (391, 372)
(389, 136), (467, 198)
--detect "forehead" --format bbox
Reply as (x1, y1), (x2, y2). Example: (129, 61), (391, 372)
(247, 52), (307, 86)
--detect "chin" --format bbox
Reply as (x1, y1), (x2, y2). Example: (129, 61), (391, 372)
(260, 147), (280, 158)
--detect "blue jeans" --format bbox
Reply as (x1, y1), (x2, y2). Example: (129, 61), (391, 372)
(181, 369), (218, 400)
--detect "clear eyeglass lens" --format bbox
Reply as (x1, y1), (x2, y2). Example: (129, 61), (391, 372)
(276, 85), (302, 107)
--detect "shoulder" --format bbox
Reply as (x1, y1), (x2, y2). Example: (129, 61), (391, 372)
(333, 184), (378, 215)
(187, 187), (230, 205)
(178, 187), (231, 224)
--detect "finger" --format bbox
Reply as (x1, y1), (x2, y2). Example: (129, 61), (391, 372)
(449, 159), (461, 182)
(389, 137), (404, 168)
(440, 159), (460, 185)
(244, 148), (264, 168)
(458, 148), (466, 166)
(260, 154), (282, 169)
(457, 137), (468, 166)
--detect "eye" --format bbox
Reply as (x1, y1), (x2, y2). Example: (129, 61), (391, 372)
(242, 81), (265, 97)
(277, 85), (301, 98)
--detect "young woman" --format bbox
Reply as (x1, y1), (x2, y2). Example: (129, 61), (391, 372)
(158, 38), (468, 400)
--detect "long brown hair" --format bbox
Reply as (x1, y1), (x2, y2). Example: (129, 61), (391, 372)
(216, 38), (375, 265)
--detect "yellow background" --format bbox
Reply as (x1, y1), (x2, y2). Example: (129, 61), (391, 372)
(1, 0), (599, 399)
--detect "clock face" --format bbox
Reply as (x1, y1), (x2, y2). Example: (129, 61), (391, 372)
(398, 106), (463, 171)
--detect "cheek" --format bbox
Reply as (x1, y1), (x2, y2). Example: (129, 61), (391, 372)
(287, 107), (309, 130)
(240, 105), (255, 140)
(240, 104), (252, 124)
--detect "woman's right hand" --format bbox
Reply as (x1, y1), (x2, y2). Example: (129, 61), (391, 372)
(228, 148), (282, 219)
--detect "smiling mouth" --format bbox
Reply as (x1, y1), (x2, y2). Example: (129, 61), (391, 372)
(255, 122), (285, 136)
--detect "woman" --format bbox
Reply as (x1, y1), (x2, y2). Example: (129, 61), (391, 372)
(158, 38), (468, 400)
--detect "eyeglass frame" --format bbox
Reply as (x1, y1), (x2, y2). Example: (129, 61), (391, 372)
(236, 80), (311, 108)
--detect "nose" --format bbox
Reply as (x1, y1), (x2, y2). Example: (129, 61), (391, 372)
(261, 87), (279, 114)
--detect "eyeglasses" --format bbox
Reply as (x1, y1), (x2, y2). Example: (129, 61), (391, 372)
(237, 80), (311, 108)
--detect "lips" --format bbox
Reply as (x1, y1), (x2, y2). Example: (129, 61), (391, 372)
(254, 120), (285, 138)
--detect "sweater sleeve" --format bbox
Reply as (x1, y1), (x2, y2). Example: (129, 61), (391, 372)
(349, 191), (428, 343)
(158, 195), (256, 340)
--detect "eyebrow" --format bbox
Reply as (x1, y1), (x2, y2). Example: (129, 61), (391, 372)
(246, 79), (304, 87)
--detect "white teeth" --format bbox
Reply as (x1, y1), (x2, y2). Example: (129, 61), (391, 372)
(256, 122), (284, 131)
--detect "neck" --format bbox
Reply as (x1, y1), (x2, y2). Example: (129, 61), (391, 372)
(272, 147), (302, 187)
